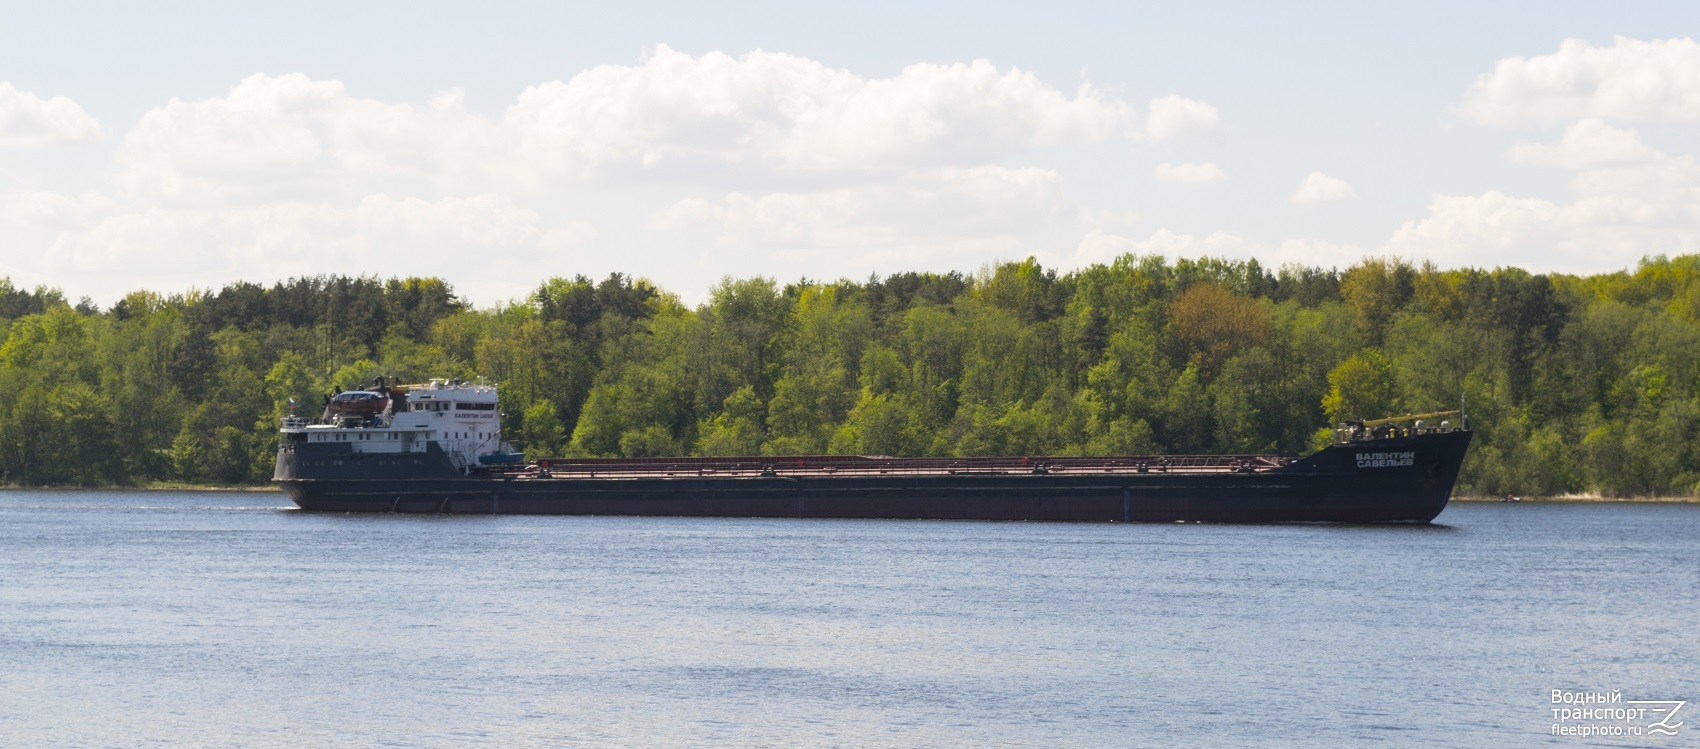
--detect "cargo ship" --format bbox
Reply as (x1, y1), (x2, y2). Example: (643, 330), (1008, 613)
(274, 379), (1472, 523)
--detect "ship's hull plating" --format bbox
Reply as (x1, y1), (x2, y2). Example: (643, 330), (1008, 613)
(274, 431), (1471, 523)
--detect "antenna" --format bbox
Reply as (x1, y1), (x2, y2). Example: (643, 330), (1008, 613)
(1460, 388), (1468, 430)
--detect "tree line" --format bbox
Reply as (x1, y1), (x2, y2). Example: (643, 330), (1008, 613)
(1, 253), (1697, 497)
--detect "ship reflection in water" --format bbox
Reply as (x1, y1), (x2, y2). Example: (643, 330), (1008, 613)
(0, 491), (1694, 748)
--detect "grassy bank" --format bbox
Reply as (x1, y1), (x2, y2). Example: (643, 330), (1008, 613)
(1453, 494), (1700, 503)
(0, 482), (276, 492)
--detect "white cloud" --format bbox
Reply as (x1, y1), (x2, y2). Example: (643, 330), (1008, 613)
(1145, 95), (1219, 139)
(1069, 229), (1366, 270)
(645, 197), (719, 232)
(1270, 238), (1372, 269)
(37, 193), (593, 293)
(1386, 192), (1562, 259)
(7, 48), (1229, 303)
(1290, 172), (1358, 204)
(1154, 162), (1226, 183)
(1507, 118), (1658, 169)
(1381, 189), (1700, 271)
(355, 194), (551, 247)
(540, 222), (598, 250)
(685, 187), (1029, 268)
(1459, 36), (1700, 126)
(46, 208), (222, 274)
(1387, 193), (1700, 269)
(1386, 123), (1699, 269)
(119, 73), (505, 200)
(646, 165), (1059, 267)
(509, 45), (1129, 174)
(713, 191), (878, 249)
(1071, 229), (1143, 265)
(5, 191), (114, 228)
(114, 50), (1135, 202)
(0, 82), (102, 146)
(1072, 228), (1252, 266)
(1075, 119), (1700, 276)
(931, 165), (1060, 202)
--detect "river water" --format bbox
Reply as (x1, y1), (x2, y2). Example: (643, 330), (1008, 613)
(0, 491), (1694, 748)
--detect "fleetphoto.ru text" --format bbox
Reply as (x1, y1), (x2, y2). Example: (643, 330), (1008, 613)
(1549, 689), (1686, 739)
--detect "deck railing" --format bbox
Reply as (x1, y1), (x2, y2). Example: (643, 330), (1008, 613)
(487, 453), (1291, 479)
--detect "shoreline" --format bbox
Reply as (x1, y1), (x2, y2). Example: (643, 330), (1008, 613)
(1452, 495), (1700, 503)
(0, 484), (278, 493)
(2, 485), (1696, 504)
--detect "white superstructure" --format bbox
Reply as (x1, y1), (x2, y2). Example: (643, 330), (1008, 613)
(279, 378), (510, 472)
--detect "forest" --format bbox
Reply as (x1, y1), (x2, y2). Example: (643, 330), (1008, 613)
(1, 253), (1697, 497)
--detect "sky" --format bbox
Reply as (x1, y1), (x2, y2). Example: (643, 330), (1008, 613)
(1, 1), (1697, 306)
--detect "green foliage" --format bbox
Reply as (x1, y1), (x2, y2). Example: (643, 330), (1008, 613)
(620, 425), (683, 457)
(2, 257), (1699, 496)
(520, 400), (566, 460)
(263, 353), (317, 420)
(696, 385), (766, 456)
(1322, 349), (1396, 424)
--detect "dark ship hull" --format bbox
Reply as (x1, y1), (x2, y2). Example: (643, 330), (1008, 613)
(274, 429), (1472, 523)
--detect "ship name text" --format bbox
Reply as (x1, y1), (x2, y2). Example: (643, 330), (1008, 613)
(1356, 451), (1415, 468)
